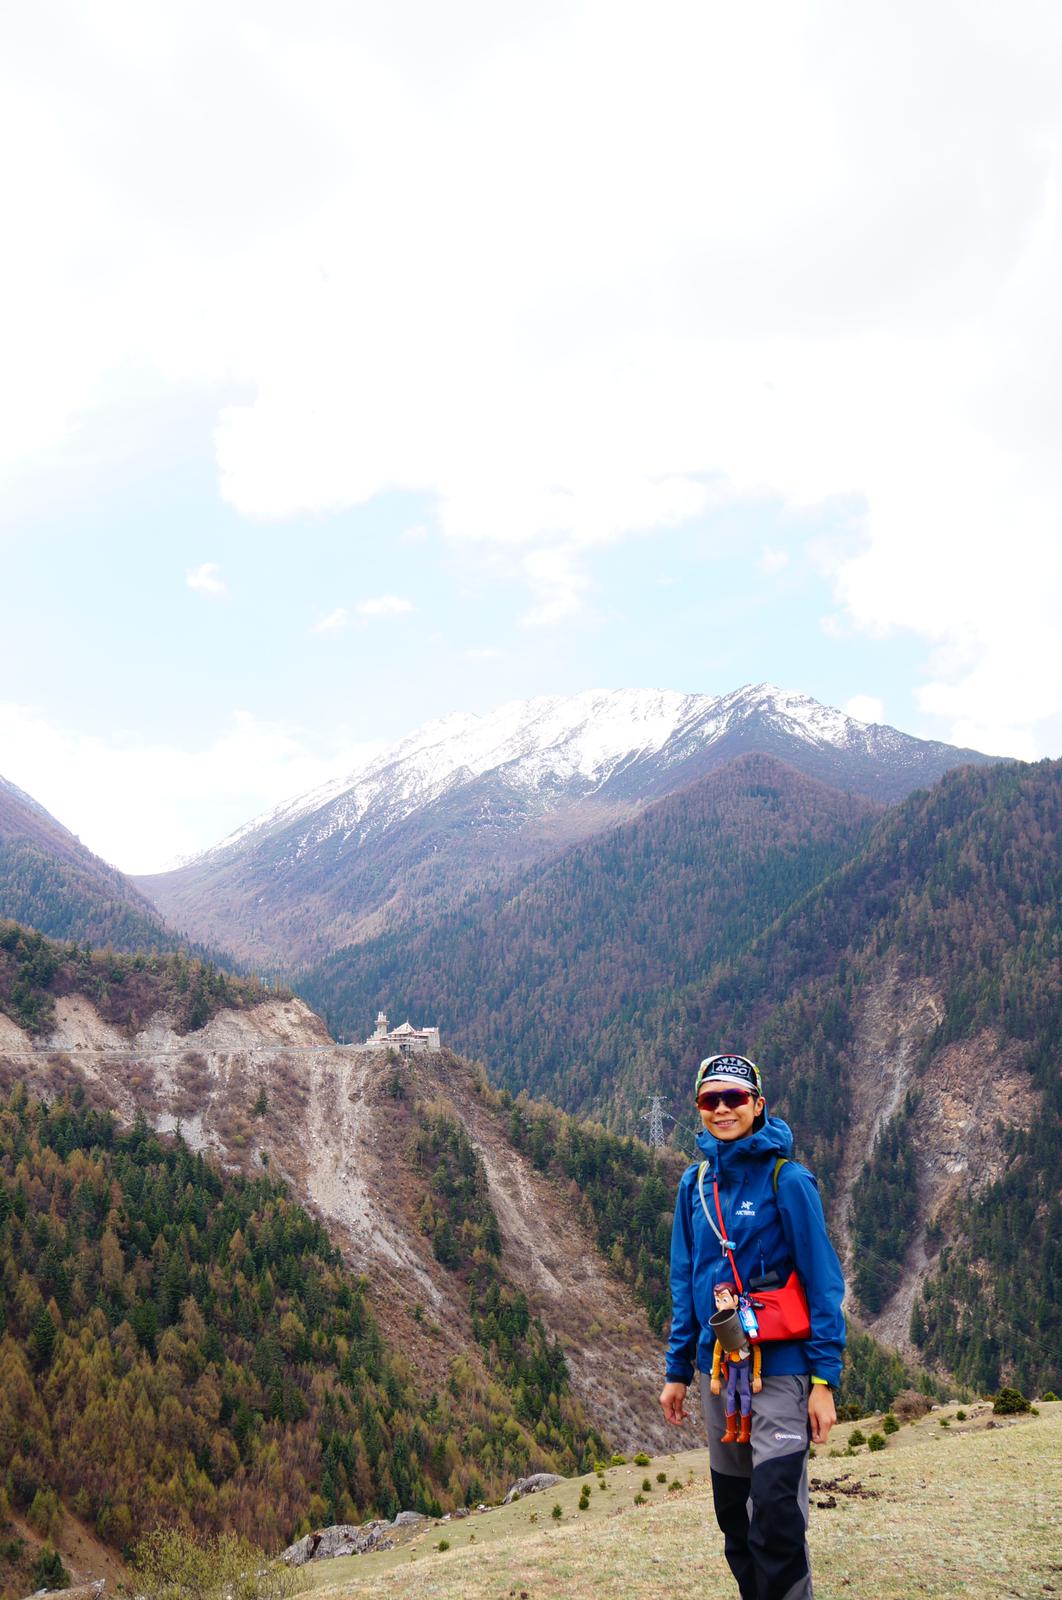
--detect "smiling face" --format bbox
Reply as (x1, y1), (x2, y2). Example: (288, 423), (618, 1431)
(697, 1085), (766, 1141)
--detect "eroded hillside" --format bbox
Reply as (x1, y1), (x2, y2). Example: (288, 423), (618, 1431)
(0, 994), (675, 1454)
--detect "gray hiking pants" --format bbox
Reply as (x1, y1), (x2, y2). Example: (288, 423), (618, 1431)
(702, 1373), (813, 1600)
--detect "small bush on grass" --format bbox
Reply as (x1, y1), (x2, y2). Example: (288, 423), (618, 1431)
(633, 1452), (651, 1466)
(656, 1472), (667, 1482)
(955, 1409), (967, 1421)
(437, 1539), (450, 1552)
(641, 1479), (652, 1492)
(892, 1389), (932, 1423)
(993, 1388), (1031, 1416)
(867, 1433), (886, 1452)
(848, 1428), (866, 1448)
(882, 1413), (899, 1434)
(551, 1504), (563, 1521)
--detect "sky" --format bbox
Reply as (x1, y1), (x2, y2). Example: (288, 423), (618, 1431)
(2, 0), (1061, 873)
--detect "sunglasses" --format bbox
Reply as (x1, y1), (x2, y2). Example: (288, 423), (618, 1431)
(697, 1088), (755, 1111)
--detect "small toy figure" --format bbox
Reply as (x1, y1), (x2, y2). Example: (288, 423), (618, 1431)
(709, 1281), (762, 1445)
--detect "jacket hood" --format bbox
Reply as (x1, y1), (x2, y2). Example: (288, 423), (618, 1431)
(695, 1108), (794, 1170)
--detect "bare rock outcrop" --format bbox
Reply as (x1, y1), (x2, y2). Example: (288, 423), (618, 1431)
(503, 1472), (565, 1504)
(280, 1522), (395, 1565)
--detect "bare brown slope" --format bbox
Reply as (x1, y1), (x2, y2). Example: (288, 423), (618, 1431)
(0, 997), (674, 1454)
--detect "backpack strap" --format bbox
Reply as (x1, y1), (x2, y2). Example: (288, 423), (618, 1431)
(772, 1156), (788, 1193)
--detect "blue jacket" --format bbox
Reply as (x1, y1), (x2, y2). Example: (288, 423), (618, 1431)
(665, 1112), (846, 1387)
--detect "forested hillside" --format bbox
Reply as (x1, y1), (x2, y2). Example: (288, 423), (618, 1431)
(0, 921), (277, 1038)
(0, 1087), (605, 1597)
(0, 779), (179, 955)
(639, 758), (1061, 1393)
(298, 755), (879, 1114)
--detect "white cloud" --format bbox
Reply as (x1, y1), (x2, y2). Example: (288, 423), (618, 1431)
(758, 547), (790, 577)
(3, 3), (1062, 748)
(356, 594), (413, 618)
(519, 547), (592, 629)
(312, 606), (350, 633)
(0, 699), (379, 875)
(843, 694), (885, 726)
(186, 561), (227, 597)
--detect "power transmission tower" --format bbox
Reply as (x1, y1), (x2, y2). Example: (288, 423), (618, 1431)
(641, 1094), (673, 1149)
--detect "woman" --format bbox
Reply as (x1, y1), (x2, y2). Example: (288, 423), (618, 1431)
(659, 1053), (845, 1600)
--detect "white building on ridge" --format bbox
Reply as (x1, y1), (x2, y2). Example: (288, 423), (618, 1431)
(364, 1010), (441, 1054)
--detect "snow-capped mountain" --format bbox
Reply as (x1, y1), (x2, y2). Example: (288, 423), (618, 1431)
(135, 684), (1000, 969)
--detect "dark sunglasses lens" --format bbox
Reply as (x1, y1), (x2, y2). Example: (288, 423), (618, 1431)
(698, 1088), (753, 1110)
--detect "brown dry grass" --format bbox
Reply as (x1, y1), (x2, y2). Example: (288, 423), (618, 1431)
(296, 1403), (1062, 1600)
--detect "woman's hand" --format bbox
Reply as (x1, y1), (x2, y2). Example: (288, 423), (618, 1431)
(659, 1381), (688, 1425)
(808, 1383), (836, 1444)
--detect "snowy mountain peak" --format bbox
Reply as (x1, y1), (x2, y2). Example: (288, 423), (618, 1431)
(140, 683), (1000, 970)
(192, 684), (897, 869)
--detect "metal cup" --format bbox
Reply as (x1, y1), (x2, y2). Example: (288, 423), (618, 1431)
(709, 1305), (747, 1354)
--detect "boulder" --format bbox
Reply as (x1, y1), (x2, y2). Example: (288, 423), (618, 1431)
(503, 1472), (564, 1505)
(281, 1523), (394, 1566)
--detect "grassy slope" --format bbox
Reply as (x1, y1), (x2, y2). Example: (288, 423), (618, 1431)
(296, 1402), (1062, 1600)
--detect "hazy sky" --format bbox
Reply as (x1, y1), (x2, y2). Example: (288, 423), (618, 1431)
(3, 0), (1061, 872)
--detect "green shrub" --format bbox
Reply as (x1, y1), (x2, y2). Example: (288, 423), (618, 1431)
(131, 1526), (296, 1600)
(592, 1459), (608, 1473)
(656, 1472), (667, 1483)
(867, 1433), (886, 1451)
(669, 1479), (683, 1492)
(939, 1416), (950, 1427)
(993, 1388), (1031, 1416)
(610, 1453), (627, 1466)
(633, 1493), (647, 1505)
(848, 1428), (866, 1447)
(437, 1539), (450, 1552)
(33, 1545), (70, 1591)
(641, 1478), (652, 1492)
(1042, 1391), (1058, 1402)
(882, 1412), (899, 1434)
(633, 1452), (651, 1466)
(578, 1493), (590, 1511)
(551, 1504), (563, 1520)
(955, 1409), (967, 1421)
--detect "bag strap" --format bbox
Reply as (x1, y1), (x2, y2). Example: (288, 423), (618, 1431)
(713, 1178), (744, 1295)
(695, 1155), (791, 1296)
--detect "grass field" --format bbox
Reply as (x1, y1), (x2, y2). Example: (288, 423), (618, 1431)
(294, 1402), (1062, 1600)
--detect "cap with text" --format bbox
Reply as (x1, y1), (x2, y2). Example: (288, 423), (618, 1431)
(695, 1053), (763, 1099)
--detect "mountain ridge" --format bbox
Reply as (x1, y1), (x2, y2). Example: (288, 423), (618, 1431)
(135, 683), (999, 968)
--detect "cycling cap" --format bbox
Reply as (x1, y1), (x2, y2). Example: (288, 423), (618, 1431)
(695, 1053), (763, 1099)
